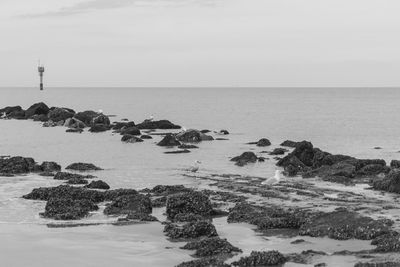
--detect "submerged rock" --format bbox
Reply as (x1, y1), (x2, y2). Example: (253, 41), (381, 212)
(121, 135), (144, 143)
(157, 134), (181, 147)
(117, 213), (158, 222)
(268, 148), (288, 155)
(41, 198), (98, 220)
(164, 149), (190, 154)
(140, 135), (153, 139)
(231, 152), (258, 166)
(232, 251), (286, 266)
(66, 128), (83, 133)
(66, 177), (88, 185)
(181, 237), (241, 257)
(178, 144), (199, 149)
(164, 220), (218, 239)
(65, 163), (102, 171)
(166, 191), (213, 220)
(85, 180), (110, 190)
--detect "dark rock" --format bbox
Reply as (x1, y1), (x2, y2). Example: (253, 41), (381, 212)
(112, 121), (136, 130)
(85, 180), (110, 190)
(291, 239), (306, 244)
(54, 172), (95, 180)
(371, 231), (400, 252)
(181, 237), (241, 257)
(219, 129), (229, 135)
(269, 148), (288, 155)
(140, 135), (153, 139)
(136, 120), (181, 130)
(66, 178), (88, 185)
(32, 114), (49, 122)
(64, 118), (86, 129)
(103, 194), (152, 215)
(257, 138), (271, 147)
(8, 110), (26, 119)
(91, 114), (110, 126)
(23, 185), (105, 202)
(40, 161), (61, 172)
(164, 149), (190, 154)
(373, 169), (400, 193)
(178, 144), (199, 149)
(25, 102), (50, 118)
(157, 134), (181, 147)
(176, 130), (214, 142)
(120, 126), (141, 136)
(66, 128), (83, 133)
(280, 140), (299, 148)
(65, 162), (102, 171)
(42, 197), (98, 220)
(174, 213), (206, 222)
(47, 108), (74, 122)
(200, 129), (211, 133)
(0, 156), (39, 174)
(166, 191), (213, 220)
(356, 164), (388, 176)
(0, 106), (23, 115)
(231, 152), (258, 166)
(216, 138), (229, 141)
(73, 111), (99, 126)
(232, 251), (286, 266)
(176, 258), (230, 267)
(164, 220), (218, 239)
(390, 160), (400, 169)
(103, 188), (138, 201)
(150, 185), (192, 196)
(299, 211), (391, 240)
(89, 124), (110, 132)
(354, 262), (400, 267)
(121, 135), (143, 143)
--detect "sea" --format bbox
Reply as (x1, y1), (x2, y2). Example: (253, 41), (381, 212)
(0, 87), (399, 266)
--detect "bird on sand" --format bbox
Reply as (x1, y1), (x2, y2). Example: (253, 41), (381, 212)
(187, 160), (202, 173)
(262, 170), (281, 185)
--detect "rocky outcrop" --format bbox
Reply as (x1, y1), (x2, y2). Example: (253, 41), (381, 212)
(103, 194), (152, 215)
(136, 120), (181, 130)
(111, 121), (136, 130)
(371, 231), (400, 252)
(166, 191), (213, 220)
(390, 160), (400, 169)
(181, 237), (241, 257)
(232, 251), (286, 266)
(157, 134), (181, 147)
(25, 102), (50, 119)
(47, 108), (74, 122)
(23, 185), (105, 202)
(65, 162), (102, 171)
(373, 169), (400, 194)
(164, 220), (218, 239)
(85, 180), (110, 190)
(0, 156), (57, 175)
(91, 114), (110, 126)
(176, 258), (230, 267)
(176, 130), (214, 143)
(231, 152), (258, 166)
(73, 111), (99, 126)
(40, 161), (61, 172)
(41, 198), (98, 220)
(0, 106), (23, 116)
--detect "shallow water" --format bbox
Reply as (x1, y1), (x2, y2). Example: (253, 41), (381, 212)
(1, 87), (400, 266)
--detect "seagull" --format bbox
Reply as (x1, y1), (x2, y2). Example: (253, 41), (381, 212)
(262, 170), (281, 185)
(187, 160), (201, 173)
(98, 109), (103, 114)
(149, 115), (154, 121)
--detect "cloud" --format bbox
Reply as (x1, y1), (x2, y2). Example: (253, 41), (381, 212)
(21, 0), (217, 18)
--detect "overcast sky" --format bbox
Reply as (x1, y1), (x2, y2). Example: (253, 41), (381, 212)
(1, 0), (400, 87)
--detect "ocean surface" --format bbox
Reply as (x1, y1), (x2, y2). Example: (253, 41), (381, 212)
(0, 87), (399, 266)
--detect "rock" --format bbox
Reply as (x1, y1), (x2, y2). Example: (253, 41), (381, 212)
(32, 114), (49, 122)
(25, 102), (50, 118)
(91, 114), (110, 126)
(390, 160), (400, 169)
(89, 124), (110, 132)
(41, 197), (98, 220)
(66, 128), (83, 133)
(178, 144), (199, 149)
(103, 194), (152, 215)
(136, 120), (181, 130)
(232, 251), (286, 266)
(0, 156), (40, 174)
(181, 237), (241, 257)
(47, 108), (74, 122)
(0, 106), (23, 115)
(164, 220), (218, 239)
(40, 161), (61, 172)
(231, 152), (258, 166)
(8, 110), (26, 119)
(111, 121), (136, 130)
(269, 148), (288, 155)
(157, 134), (181, 147)
(85, 180), (110, 190)
(164, 149), (190, 154)
(23, 185), (105, 202)
(121, 135), (143, 143)
(356, 164), (388, 176)
(354, 262), (400, 267)
(66, 178), (88, 185)
(166, 191), (213, 220)
(54, 172), (96, 180)
(176, 129), (214, 142)
(256, 138), (271, 147)
(150, 185), (193, 196)
(174, 213), (206, 222)
(73, 111), (99, 126)
(299, 210), (391, 240)
(120, 126), (141, 136)
(280, 140), (299, 147)
(140, 135), (153, 139)
(313, 162), (356, 178)
(219, 130), (229, 135)
(371, 231), (400, 252)
(373, 169), (400, 194)
(64, 118), (86, 129)
(42, 121), (57, 127)
(176, 258), (230, 267)
(103, 188), (138, 201)
(65, 163), (102, 171)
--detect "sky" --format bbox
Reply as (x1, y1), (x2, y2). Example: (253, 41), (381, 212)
(1, 0), (400, 87)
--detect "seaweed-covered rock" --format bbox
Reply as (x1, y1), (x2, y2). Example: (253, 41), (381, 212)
(176, 258), (230, 267)
(176, 130), (214, 142)
(85, 180), (110, 190)
(232, 251), (286, 266)
(181, 237), (241, 257)
(120, 126), (141, 136)
(48, 108), (74, 122)
(390, 160), (400, 169)
(371, 231), (400, 252)
(164, 220), (218, 239)
(174, 213), (206, 222)
(104, 194), (152, 215)
(150, 185), (192, 196)
(373, 169), (400, 193)
(166, 191), (213, 220)
(257, 138), (271, 147)
(23, 185), (105, 202)
(356, 164), (388, 176)
(103, 188), (138, 201)
(231, 152), (258, 166)
(42, 198), (98, 220)
(66, 162), (102, 171)
(54, 172), (95, 180)
(280, 140), (299, 148)
(299, 211), (391, 240)
(157, 134), (181, 147)
(25, 102), (50, 118)
(121, 135), (143, 143)
(73, 111), (99, 126)
(66, 128), (83, 133)
(40, 161), (61, 172)
(136, 120), (181, 130)
(0, 156), (40, 174)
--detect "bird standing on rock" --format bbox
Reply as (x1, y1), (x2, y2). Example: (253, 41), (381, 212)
(187, 160), (202, 173)
(262, 170), (281, 185)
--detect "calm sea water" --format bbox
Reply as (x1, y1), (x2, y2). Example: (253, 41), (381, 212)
(0, 87), (399, 266)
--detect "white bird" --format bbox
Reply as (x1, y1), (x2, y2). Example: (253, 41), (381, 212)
(262, 170), (281, 185)
(187, 160), (202, 173)
(98, 109), (103, 114)
(149, 115), (154, 121)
